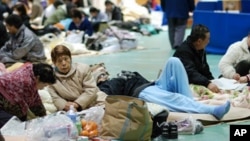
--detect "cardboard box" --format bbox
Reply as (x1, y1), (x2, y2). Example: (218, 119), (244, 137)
(223, 0), (241, 11)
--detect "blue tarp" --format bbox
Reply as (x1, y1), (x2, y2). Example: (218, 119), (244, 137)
(193, 10), (250, 54)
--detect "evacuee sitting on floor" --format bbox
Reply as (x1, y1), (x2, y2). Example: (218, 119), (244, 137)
(92, 57), (231, 120)
(47, 45), (107, 112)
(0, 62), (56, 128)
(67, 8), (93, 42)
(104, 0), (123, 21)
(89, 7), (108, 32)
(173, 24), (220, 93)
(218, 32), (250, 85)
(0, 14), (46, 67)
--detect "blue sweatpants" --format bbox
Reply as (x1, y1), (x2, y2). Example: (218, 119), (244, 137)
(139, 57), (215, 114)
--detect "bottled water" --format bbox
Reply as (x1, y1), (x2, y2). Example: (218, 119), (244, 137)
(67, 105), (77, 123)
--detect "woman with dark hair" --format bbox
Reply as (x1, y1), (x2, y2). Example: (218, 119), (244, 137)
(47, 45), (107, 112)
(0, 62), (56, 128)
(0, 21), (9, 48)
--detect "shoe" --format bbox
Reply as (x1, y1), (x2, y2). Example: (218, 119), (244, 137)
(161, 122), (178, 139)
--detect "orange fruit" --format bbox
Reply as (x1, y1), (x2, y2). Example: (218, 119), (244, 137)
(84, 124), (92, 131)
(84, 121), (98, 131)
(81, 119), (87, 128)
(90, 121), (98, 129)
(89, 129), (98, 138)
(80, 130), (89, 136)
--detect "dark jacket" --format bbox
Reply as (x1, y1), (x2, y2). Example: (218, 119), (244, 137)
(160, 0), (194, 19)
(98, 71), (149, 96)
(107, 6), (123, 21)
(68, 17), (93, 36)
(173, 39), (214, 87)
(0, 21), (9, 48)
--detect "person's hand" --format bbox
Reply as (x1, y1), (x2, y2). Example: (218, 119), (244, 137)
(64, 102), (78, 111)
(72, 102), (80, 109)
(207, 82), (220, 93)
(238, 76), (248, 83)
(232, 73), (241, 81)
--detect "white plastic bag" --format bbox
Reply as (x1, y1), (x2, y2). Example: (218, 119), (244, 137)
(77, 106), (105, 130)
(26, 113), (78, 141)
(65, 31), (84, 44)
(99, 37), (121, 53)
(0, 116), (26, 136)
(175, 116), (204, 135)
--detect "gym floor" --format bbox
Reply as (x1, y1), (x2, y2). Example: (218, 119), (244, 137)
(72, 29), (249, 141)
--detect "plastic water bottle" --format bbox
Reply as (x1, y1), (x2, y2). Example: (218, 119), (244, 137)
(67, 105), (79, 139)
(67, 105), (77, 123)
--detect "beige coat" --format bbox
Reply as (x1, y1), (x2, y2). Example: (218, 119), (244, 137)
(47, 63), (107, 111)
(218, 37), (250, 79)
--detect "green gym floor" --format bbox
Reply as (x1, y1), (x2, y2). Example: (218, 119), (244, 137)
(72, 29), (250, 141)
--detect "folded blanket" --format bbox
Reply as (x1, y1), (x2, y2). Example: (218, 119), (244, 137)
(167, 84), (250, 126)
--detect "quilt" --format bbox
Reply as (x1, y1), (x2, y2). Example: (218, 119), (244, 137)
(168, 78), (250, 126)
